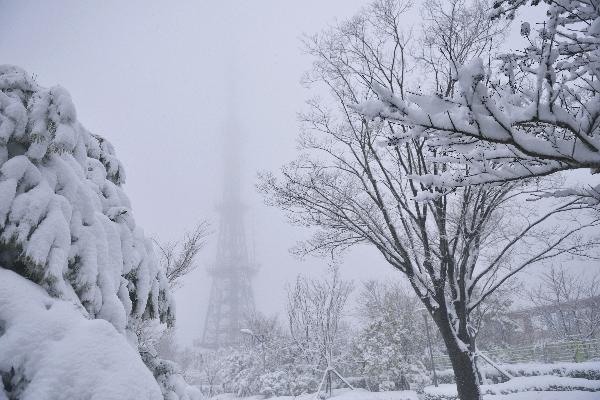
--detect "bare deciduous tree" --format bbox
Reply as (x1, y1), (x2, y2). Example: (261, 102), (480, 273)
(261, 1), (599, 399)
(155, 221), (210, 289)
(195, 348), (227, 398)
(286, 267), (353, 395)
(470, 280), (521, 349)
(418, 0), (508, 96)
(528, 266), (600, 341)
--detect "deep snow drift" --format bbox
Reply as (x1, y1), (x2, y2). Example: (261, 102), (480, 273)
(0, 268), (163, 400)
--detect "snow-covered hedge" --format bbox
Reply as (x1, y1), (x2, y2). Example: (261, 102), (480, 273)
(494, 362), (600, 382)
(437, 361), (600, 384)
(423, 376), (600, 400)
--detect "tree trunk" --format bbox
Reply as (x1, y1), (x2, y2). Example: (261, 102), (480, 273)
(434, 312), (482, 400)
(446, 341), (482, 400)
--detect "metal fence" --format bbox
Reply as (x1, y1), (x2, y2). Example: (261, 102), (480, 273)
(432, 338), (600, 371)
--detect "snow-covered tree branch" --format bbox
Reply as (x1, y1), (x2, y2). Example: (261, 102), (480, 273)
(356, 0), (600, 205)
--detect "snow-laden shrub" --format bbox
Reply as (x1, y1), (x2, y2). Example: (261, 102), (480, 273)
(252, 365), (320, 397)
(435, 369), (456, 385)
(285, 365), (321, 396)
(379, 380), (396, 392)
(257, 367), (318, 398)
(0, 65), (193, 398)
(214, 340), (320, 398)
(208, 313), (324, 398)
(351, 316), (429, 391)
(258, 370), (288, 397)
(221, 348), (262, 396)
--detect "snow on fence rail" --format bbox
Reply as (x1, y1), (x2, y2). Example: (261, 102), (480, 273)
(431, 339), (600, 371)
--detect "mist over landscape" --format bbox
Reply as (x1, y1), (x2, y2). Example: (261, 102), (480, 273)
(1, 1), (599, 400)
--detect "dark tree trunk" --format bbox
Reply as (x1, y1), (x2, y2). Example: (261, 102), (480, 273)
(445, 340), (482, 400)
(433, 311), (482, 400)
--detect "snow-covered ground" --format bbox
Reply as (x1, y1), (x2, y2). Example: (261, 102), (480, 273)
(210, 388), (600, 400)
(208, 372), (600, 400)
(0, 268), (163, 400)
(211, 388), (418, 400)
(485, 393), (600, 400)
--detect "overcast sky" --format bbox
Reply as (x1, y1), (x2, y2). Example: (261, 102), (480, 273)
(1, 1), (597, 345)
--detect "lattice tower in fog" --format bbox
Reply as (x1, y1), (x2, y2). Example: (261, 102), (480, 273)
(201, 115), (257, 348)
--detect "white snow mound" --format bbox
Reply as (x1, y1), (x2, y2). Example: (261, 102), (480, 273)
(0, 267), (163, 400)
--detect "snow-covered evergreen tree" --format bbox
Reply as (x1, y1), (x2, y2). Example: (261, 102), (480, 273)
(0, 65), (173, 331)
(0, 65), (197, 399)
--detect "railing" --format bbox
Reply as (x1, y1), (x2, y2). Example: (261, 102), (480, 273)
(431, 338), (600, 371)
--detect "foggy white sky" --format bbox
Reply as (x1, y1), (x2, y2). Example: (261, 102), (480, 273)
(1, 1), (597, 345)
(0, 0), (400, 345)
